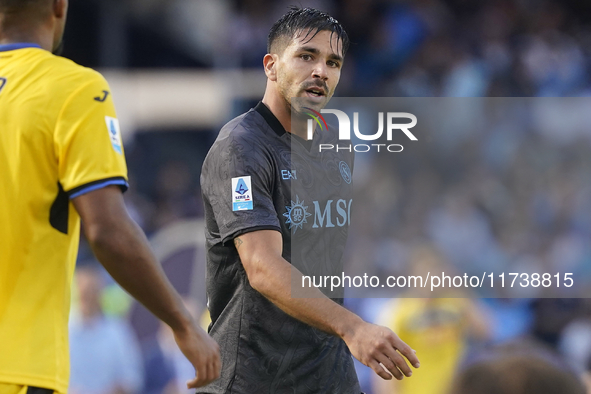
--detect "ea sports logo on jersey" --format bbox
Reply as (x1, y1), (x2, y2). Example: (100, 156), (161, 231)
(283, 195), (311, 233)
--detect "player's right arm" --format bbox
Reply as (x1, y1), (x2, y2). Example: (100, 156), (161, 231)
(72, 185), (220, 388)
(53, 68), (219, 387)
(234, 229), (420, 381)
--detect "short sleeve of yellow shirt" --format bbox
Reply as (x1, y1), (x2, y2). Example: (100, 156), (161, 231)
(55, 71), (128, 197)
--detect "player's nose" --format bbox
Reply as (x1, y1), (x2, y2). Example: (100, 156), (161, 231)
(312, 61), (329, 80)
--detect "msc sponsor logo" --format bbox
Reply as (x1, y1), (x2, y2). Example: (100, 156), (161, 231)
(283, 196), (311, 233)
(284, 196), (353, 233)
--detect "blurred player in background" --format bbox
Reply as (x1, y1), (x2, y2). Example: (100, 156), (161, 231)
(0, 1), (219, 393)
(451, 350), (587, 394)
(372, 245), (490, 394)
(200, 6), (419, 393)
(69, 265), (143, 394)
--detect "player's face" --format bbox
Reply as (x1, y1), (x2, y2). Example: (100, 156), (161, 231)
(276, 30), (343, 113)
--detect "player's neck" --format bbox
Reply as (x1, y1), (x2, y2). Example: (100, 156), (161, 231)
(0, 23), (53, 51)
(262, 90), (309, 140)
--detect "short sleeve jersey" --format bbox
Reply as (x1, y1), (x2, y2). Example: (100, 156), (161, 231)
(0, 44), (128, 392)
(200, 102), (359, 393)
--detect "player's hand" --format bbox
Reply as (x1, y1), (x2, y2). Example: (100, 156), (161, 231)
(172, 322), (221, 388)
(344, 321), (419, 380)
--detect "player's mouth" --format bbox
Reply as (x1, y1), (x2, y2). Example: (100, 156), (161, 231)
(304, 87), (326, 100)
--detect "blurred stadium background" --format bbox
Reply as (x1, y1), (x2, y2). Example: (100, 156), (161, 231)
(65, 0), (591, 393)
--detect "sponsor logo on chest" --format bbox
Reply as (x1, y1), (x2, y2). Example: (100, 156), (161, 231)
(284, 196), (353, 233)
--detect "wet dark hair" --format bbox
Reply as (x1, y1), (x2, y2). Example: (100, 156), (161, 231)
(267, 6), (349, 57)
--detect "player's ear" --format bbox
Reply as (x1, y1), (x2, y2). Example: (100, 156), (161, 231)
(263, 54), (278, 82)
(53, 0), (67, 19)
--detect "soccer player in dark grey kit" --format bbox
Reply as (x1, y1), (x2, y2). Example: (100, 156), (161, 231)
(200, 7), (420, 393)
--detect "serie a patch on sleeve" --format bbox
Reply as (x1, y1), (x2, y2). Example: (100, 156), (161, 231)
(105, 116), (123, 154)
(232, 176), (253, 211)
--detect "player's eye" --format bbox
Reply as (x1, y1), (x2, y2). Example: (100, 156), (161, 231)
(301, 54), (312, 61)
(328, 61), (339, 68)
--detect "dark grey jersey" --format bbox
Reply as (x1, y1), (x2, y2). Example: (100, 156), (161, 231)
(199, 102), (359, 394)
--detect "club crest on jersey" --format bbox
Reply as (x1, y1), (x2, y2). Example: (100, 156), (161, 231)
(232, 176), (253, 211)
(339, 161), (352, 184)
(105, 116), (123, 154)
(283, 195), (312, 233)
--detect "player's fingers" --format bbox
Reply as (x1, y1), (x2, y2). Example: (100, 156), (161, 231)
(210, 341), (221, 378)
(368, 359), (394, 380)
(376, 353), (405, 380)
(201, 362), (211, 386)
(390, 335), (420, 369)
(186, 376), (199, 389)
(200, 346), (220, 383)
(213, 352), (221, 379)
(207, 357), (218, 383)
(187, 363), (207, 388)
(382, 346), (413, 377)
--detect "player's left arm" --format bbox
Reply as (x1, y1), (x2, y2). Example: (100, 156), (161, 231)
(72, 185), (220, 388)
(235, 229), (420, 381)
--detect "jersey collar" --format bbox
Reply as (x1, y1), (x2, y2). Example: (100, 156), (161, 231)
(255, 101), (286, 137)
(0, 43), (42, 52)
